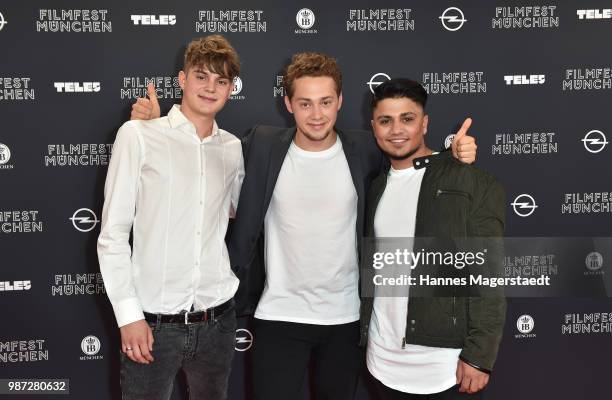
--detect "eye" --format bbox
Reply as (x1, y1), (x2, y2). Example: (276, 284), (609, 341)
(196, 74), (206, 80)
(218, 79), (229, 86)
(322, 100), (332, 106)
(379, 119), (390, 125)
(300, 103), (310, 108)
(402, 117), (415, 123)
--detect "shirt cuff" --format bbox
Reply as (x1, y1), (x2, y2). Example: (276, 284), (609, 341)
(113, 297), (145, 327)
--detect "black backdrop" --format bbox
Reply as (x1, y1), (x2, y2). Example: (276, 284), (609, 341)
(1, 1), (611, 399)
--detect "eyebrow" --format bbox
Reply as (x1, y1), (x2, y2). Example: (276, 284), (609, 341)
(376, 112), (416, 119)
(193, 69), (229, 79)
(295, 96), (334, 102)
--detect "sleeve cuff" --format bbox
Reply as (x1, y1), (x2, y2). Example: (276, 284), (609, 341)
(459, 356), (492, 374)
(113, 297), (145, 327)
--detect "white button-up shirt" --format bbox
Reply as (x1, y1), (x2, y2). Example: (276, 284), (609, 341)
(98, 105), (244, 327)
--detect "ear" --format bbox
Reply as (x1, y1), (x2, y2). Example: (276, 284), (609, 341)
(284, 95), (293, 114)
(337, 92), (343, 111)
(178, 71), (186, 91)
(422, 114), (429, 135)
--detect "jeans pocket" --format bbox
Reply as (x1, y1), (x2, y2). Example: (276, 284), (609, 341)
(215, 308), (237, 334)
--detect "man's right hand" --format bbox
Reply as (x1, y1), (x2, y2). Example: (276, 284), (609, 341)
(120, 319), (155, 364)
(131, 83), (161, 120)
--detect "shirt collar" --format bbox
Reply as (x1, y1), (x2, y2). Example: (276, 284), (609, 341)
(167, 104), (220, 137)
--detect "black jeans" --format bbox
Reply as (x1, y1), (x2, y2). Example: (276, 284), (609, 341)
(120, 308), (236, 400)
(251, 319), (364, 400)
(375, 376), (483, 400)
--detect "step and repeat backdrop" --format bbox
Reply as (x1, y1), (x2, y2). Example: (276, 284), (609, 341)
(1, 1), (611, 399)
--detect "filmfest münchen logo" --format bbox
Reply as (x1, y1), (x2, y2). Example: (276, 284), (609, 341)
(440, 7), (467, 31)
(511, 194), (538, 217)
(70, 208), (100, 232)
(367, 73), (391, 94)
(36, 10), (112, 33)
(0, 12), (8, 31)
(581, 130), (608, 153)
(235, 328), (253, 352)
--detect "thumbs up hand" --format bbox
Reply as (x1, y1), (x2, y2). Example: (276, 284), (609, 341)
(130, 83), (161, 120)
(451, 118), (477, 164)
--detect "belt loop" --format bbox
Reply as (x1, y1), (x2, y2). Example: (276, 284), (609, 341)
(155, 314), (162, 332)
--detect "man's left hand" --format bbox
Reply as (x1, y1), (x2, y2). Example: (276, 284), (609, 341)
(451, 118), (477, 164)
(456, 359), (489, 394)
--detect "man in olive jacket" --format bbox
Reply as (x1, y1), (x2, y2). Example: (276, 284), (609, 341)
(360, 78), (506, 399)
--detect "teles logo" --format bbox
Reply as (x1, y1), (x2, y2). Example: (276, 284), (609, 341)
(235, 328), (253, 352)
(516, 315), (535, 334)
(81, 336), (100, 356)
(54, 82), (101, 93)
(0, 12), (8, 31)
(367, 73), (391, 94)
(131, 15), (176, 25)
(296, 8), (315, 29)
(440, 7), (467, 31)
(0, 143), (11, 165)
(504, 75), (545, 85)
(582, 130), (608, 153)
(0, 281), (31, 291)
(511, 194), (538, 217)
(577, 9), (612, 20)
(585, 252), (603, 272)
(70, 208), (100, 232)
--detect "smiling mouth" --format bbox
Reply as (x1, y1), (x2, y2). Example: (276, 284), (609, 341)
(309, 122), (326, 129)
(198, 94), (217, 102)
(389, 138), (408, 144)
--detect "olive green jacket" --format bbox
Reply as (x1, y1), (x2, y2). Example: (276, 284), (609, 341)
(359, 151), (506, 373)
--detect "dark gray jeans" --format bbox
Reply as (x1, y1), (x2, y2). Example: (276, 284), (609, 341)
(120, 308), (236, 400)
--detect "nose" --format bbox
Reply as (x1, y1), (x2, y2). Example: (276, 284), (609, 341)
(204, 76), (216, 93)
(311, 104), (324, 119)
(391, 119), (403, 134)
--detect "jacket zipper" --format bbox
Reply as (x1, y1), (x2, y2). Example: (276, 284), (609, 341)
(436, 189), (470, 199)
(452, 296), (457, 325)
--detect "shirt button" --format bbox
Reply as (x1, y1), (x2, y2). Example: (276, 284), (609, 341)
(410, 327), (415, 332)
(196, 231), (201, 236)
(200, 201), (203, 205)
(411, 320), (416, 324)
(195, 261), (200, 266)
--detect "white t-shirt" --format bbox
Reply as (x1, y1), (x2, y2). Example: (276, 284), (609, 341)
(254, 136), (360, 325)
(367, 164), (462, 394)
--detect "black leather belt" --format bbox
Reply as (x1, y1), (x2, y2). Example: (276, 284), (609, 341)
(144, 299), (233, 324)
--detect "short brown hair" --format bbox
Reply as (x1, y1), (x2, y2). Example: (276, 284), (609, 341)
(283, 52), (342, 98)
(184, 35), (240, 79)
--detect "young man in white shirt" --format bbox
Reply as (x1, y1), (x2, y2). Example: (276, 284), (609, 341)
(361, 78), (506, 399)
(97, 35), (244, 400)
